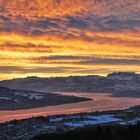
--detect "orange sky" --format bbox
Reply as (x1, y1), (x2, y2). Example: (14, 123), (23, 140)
(0, 0), (140, 80)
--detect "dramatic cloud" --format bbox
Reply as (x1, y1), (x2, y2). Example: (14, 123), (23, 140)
(0, 0), (140, 79)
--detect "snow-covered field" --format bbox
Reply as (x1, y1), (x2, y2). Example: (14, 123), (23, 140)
(0, 97), (12, 100)
(64, 115), (122, 127)
(14, 92), (44, 100)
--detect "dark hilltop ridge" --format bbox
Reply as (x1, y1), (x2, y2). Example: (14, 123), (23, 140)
(0, 72), (140, 97)
(0, 86), (91, 110)
(32, 124), (140, 140)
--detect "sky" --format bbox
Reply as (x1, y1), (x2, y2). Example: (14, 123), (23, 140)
(0, 0), (140, 80)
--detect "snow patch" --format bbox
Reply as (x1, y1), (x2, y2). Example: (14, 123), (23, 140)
(0, 97), (11, 100)
(64, 115), (122, 127)
(50, 118), (63, 122)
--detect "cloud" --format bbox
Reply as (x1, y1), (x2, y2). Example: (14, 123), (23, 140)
(0, 0), (140, 79)
(0, 0), (91, 18)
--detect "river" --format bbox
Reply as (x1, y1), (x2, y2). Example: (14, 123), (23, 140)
(1, 92), (140, 123)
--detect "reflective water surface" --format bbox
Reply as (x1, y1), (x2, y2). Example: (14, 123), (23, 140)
(1, 92), (140, 123)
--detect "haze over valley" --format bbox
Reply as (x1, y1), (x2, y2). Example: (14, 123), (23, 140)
(1, 72), (140, 97)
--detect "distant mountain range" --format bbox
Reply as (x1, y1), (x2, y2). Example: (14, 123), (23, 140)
(0, 72), (140, 97)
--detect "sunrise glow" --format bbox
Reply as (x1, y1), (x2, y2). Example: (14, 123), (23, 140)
(0, 0), (140, 80)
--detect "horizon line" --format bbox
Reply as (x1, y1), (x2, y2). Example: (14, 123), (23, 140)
(0, 71), (139, 81)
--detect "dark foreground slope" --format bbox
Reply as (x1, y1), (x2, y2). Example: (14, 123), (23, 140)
(1, 106), (140, 140)
(32, 124), (140, 140)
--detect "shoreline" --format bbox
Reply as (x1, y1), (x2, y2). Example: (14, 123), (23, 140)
(1, 92), (140, 123)
(0, 98), (92, 111)
(1, 104), (140, 140)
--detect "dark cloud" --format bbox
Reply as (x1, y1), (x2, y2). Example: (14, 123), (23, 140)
(0, 66), (65, 74)
(30, 55), (140, 66)
(0, 66), (23, 73)
(35, 55), (89, 61)
(75, 58), (140, 65)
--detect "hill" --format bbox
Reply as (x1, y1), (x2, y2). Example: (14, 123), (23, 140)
(0, 86), (92, 110)
(0, 72), (140, 97)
